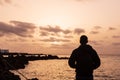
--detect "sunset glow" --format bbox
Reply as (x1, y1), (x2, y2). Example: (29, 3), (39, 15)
(0, 0), (120, 55)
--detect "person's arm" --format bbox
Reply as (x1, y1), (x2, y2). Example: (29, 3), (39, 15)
(68, 50), (76, 68)
(91, 49), (101, 69)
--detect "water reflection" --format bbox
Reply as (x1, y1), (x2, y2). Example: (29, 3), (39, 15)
(13, 55), (120, 80)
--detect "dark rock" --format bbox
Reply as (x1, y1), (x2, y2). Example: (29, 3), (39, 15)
(0, 70), (21, 80)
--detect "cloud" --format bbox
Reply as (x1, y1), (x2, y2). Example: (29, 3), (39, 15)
(63, 29), (71, 34)
(90, 31), (99, 34)
(112, 35), (120, 38)
(4, 0), (11, 3)
(39, 26), (73, 43)
(5, 38), (27, 42)
(0, 0), (12, 5)
(64, 35), (73, 38)
(0, 21), (36, 37)
(40, 25), (71, 34)
(112, 42), (120, 46)
(39, 26), (85, 40)
(90, 26), (102, 34)
(93, 26), (102, 30)
(75, 0), (92, 2)
(40, 25), (62, 33)
(89, 40), (102, 45)
(0, 31), (4, 37)
(0, 0), (2, 4)
(39, 25), (72, 37)
(40, 37), (70, 42)
(108, 27), (116, 30)
(74, 28), (85, 35)
(40, 31), (49, 36)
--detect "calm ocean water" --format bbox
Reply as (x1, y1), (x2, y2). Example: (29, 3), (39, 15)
(12, 54), (120, 80)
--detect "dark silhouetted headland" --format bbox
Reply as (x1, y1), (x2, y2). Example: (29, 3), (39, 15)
(0, 49), (69, 70)
(0, 49), (68, 80)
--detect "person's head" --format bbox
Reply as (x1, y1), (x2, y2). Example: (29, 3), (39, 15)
(80, 35), (88, 45)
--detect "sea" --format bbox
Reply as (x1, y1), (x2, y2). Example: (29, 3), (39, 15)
(11, 54), (120, 80)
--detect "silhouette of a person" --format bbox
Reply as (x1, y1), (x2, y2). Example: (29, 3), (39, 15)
(68, 35), (101, 80)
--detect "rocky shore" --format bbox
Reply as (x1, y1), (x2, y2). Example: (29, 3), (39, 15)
(0, 52), (68, 80)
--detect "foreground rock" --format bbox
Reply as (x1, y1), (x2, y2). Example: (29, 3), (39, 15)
(0, 70), (21, 80)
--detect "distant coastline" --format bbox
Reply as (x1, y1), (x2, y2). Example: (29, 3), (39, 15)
(1, 51), (68, 69)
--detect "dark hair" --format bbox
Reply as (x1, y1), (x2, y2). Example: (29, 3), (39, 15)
(80, 35), (88, 44)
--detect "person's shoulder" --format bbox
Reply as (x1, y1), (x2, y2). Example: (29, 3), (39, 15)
(86, 44), (92, 48)
(72, 47), (80, 53)
(86, 44), (97, 53)
(73, 48), (78, 52)
(86, 44), (94, 50)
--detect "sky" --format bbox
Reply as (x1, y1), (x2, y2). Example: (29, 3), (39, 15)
(0, 0), (120, 55)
